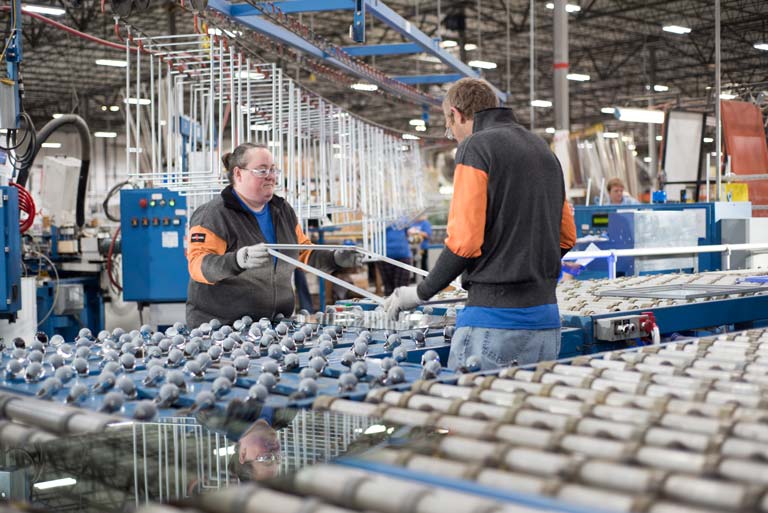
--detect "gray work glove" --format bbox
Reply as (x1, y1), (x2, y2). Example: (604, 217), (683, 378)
(236, 244), (270, 269)
(333, 249), (363, 269)
(383, 286), (423, 321)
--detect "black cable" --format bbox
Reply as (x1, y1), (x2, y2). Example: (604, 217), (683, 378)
(102, 180), (135, 222)
(16, 114), (91, 228)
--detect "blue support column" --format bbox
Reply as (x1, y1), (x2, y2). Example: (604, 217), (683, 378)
(341, 42), (423, 56)
(232, 1), (354, 15)
(351, 0), (366, 42)
(392, 74), (463, 85)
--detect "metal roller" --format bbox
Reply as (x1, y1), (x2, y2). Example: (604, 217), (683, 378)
(717, 458), (768, 485)
(575, 418), (643, 441)
(494, 424), (561, 449)
(634, 446), (718, 474)
(643, 427), (715, 453)
(194, 483), (357, 513)
(662, 475), (759, 511)
(503, 447), (575, 477)
(577, 460), (666, 494)
(438, 437), (506, 466)
(720, 437), (768, 460)
(555, 483), (645, 513)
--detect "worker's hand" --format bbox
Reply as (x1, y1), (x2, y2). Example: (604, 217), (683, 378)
(236, 244), (270, 270)
(384, 286), (423, 321)
(333, 249), (362, 269)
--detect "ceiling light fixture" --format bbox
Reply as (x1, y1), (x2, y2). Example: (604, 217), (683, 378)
(350, 83), (378, 92)
(33, 478), (77, 490)
(52, 113), (63, 119)
(95, 59), (127, 68)
(545, 3), (581, 12)
(414, 125), (427, 132)
(754, 43), (768, 51)
(464, 43), (477, 51)
(41, 142), (61, 149)
(545, 127), (556, 134)
(402, 134), (420, 140)
(656, 135), (663, 141)
(237, 71), (266, 80)
(250, 124), (271, 131)
(23, 4), (65, 15)
(94, 132), (117, 138)
(615, 107), (665, 124)
(719, 93), (737, 100)
(663, 25), (692, 35)
(439, 40), (458, 48)
(531, 100), (553, 108)
(644, 157), (652, 163)
(409, 119), (425, 126)
(124, 98), (151, 105)
(468, 60), (497, 69)
(566, 73), (590, 81)
(653, 84), (669, 92)
(603, 132), (619, 139)
(703, 137), (714, 143)
(109, 106), (120, 112)
(601, 107), (616, 114)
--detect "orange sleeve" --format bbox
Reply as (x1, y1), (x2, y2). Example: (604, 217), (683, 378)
(187, 225), (227, 285)
(560, 200), (576, 250)
(445, 164), (488, 258)
(295, 223), (313, 264)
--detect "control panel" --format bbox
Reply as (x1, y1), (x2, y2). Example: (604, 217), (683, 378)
(593, 312), (658, 342)
(0, 186), (21, 319)
(120, 188), (189, 302)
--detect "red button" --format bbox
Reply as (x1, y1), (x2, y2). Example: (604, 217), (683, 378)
(139, 198), (148, 208)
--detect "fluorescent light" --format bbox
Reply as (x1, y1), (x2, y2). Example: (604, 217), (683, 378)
(439, 40), (458, 48)
(351, 83), (378, 92)
(703, 137), (714, 143)
(363, 424), (387, 435)
(124, 98), (151, 105)
(632, 150), (638, 156)
(601, 107), (616, 114)
(109, 105), (120, 112)
(653, 84), (669, 92)
(237, 71), (265, 80)
(399, 145), (410, 151)
(464, 43), (477, 51)
(332, 143), (342, 149)
(531, 100), (553, 108)
(250, 124), (271, 131)
(545, 127), (556, 134)
(213, 445), (236, 457)
(628, 144), (636, 150)
(439, 185), (454, 195)
(101, 105), (108, 111)
(663, 25), (692, 35)
(23, 4), (65, 15)
(414, 125), (426, 132)
(33, 478), (76, 490)
(52, 113), (63, 119)
(643, 157), (652, 163)
(94, 131), (117, 138)
(41, 142), (62, 149)
(409, 119), (425, 126)
(621, 136), (631, 142)
(402, 134), (420, 140)
(755, 43), (768, 51)
(545, 3), (581, 12)
(655, 135), (663, 141)
(615, 107), (665, 124)
(333, 153), (345, 159)
(95, 59), (127, 68)
(468, 60), (497, 69)
(567, 73), (590, 81)
(603, 132), (619, 139)
(267, 141), (281, 147)
(720, 93), (737, 100)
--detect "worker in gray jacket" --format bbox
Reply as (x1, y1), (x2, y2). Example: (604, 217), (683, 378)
(186, 142), (359, 328)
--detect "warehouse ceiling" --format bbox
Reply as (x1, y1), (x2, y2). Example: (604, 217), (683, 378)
(5, 0), (768, 150)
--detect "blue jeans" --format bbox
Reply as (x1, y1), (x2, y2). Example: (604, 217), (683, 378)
(447, 327), (561, 371)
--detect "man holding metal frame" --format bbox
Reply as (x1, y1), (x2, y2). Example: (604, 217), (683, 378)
(185, 143), (359, 328)
(384, 78), (576, 370)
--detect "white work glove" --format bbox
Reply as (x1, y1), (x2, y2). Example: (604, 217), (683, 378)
(384, 286), (423, 321)
(333, 249), (363, 269)
(237, 244), (270, 270)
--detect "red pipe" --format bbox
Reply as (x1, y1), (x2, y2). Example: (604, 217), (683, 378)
(0, 6), (140, 53)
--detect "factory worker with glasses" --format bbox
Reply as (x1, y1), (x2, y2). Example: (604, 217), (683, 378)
(186, 142), (360, 328)
(384, 78), (576, 370)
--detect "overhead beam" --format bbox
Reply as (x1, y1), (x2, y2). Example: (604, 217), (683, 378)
(393, 74), (463, 84)
(231, 1), (354, 16)
(342, 42), (423, 56)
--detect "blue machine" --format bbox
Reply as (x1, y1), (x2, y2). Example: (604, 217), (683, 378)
(36, 276), (104, 341)
(573, 202), (752, 278)
(0, 186), (21, 320)
(120, 188), (189, 302)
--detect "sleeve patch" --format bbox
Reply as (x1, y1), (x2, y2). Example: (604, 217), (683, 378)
(191, 233), (207, 243)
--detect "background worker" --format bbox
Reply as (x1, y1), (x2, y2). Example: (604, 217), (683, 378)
(185, 142), (359, 328)
(384, 78), (576, 369)
(409, 214), (433, 273)
(378, 223), (413, 296)
(606, 177), (639, 205)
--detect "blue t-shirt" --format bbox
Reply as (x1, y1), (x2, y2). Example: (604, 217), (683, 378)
(411, 220), (433, 250)
(385, 225), (411, 260)
(233, 190), (277, 244)
(456, 304), (561, 330)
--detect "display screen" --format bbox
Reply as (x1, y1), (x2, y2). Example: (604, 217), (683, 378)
(591, 214), (609, 227)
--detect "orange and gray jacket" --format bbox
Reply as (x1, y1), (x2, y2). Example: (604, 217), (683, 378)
(416, 108), (576, 308)
(185, 185), (336, 328)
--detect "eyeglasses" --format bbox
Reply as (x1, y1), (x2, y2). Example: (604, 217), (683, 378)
(444, 127), (455, 141)
(240, 166), (281, 179)
(250, 452), (280, 463)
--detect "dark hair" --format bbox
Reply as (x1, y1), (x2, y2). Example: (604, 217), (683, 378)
(444, 78), (500, 120)
(222, 143), (269, 184)
(606, 177), (625, 192)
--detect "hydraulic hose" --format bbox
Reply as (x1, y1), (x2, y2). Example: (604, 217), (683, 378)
(16, 115), (91, 229)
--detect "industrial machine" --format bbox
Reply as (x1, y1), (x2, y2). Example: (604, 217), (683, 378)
(120, 188), (189, 303)
(0, 185), (21, 321)
(574, 202), (752, 277)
